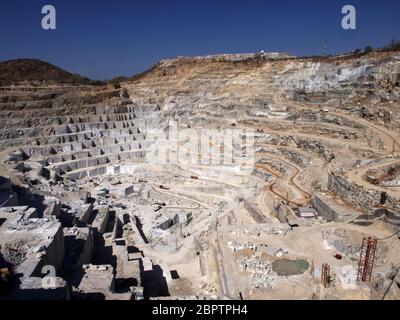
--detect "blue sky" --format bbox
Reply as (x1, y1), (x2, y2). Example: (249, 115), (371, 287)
(0, 0), (399, 79)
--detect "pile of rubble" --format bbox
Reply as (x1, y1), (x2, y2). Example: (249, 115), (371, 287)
(239, 255), (273, 290)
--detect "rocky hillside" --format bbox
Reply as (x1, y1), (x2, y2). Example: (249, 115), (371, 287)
(0, 59), (94, 86)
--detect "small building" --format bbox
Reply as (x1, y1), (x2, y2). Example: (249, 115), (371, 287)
(297, 207), (318, 219)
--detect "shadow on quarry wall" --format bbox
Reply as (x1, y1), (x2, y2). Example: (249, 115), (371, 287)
(328, 173), (400, 215)
(134, 215), (149, 243)
(353, 208), (400, 227)
(91, 235), (117, 269)
(12, 185), (46, 217)
(62, 269), (85, 289)
(105, 210), (116, 233)
(140, 261), (169, 299)
(115, 278), (138, 293)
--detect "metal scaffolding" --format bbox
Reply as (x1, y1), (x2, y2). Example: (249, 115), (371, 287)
(357, 237), (377, 282)
(321, 263), (330, 288)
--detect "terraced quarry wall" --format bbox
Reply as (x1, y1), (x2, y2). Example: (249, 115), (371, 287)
(1, 51), (400, 300)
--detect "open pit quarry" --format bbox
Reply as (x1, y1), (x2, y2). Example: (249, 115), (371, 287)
(0, 50), (400, 300)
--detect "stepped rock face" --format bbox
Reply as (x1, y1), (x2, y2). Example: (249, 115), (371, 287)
(0, 51), (399, 300)
(124, 51), (400, 124)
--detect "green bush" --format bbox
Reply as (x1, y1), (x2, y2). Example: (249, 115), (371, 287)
(384, 39), (400, 51)
(364, 46), (373, 53)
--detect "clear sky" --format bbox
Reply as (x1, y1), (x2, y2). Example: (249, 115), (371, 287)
(0, 0), (399, 80)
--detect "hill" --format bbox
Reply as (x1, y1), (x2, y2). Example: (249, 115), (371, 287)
(0, 59), (95, 86)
